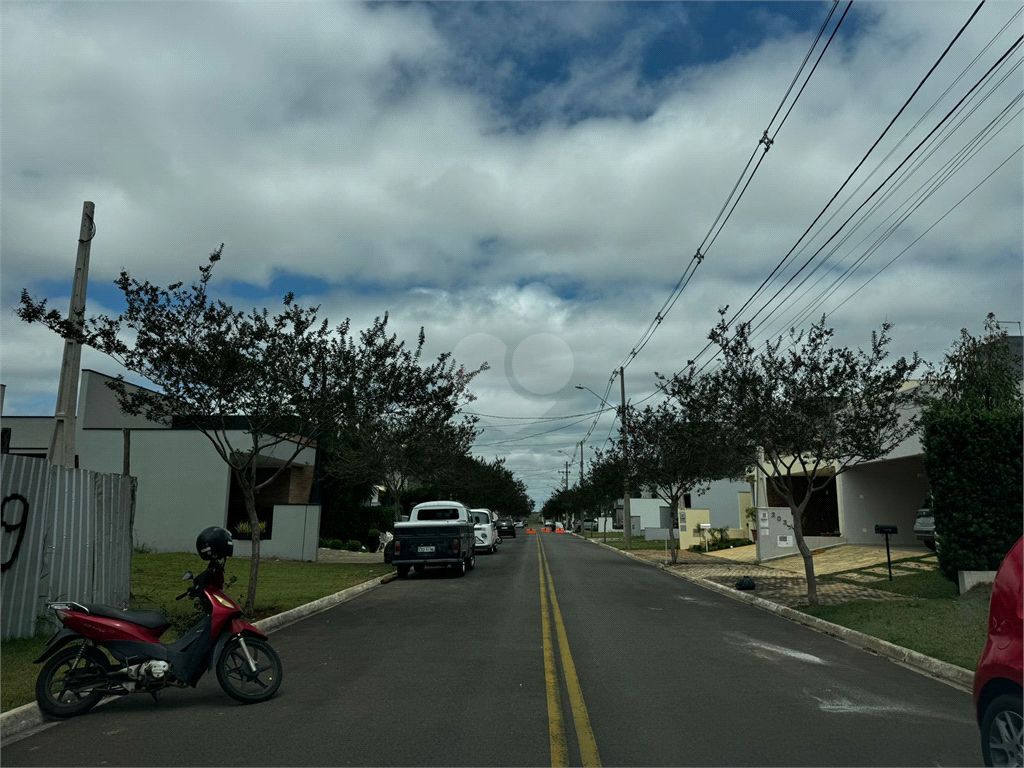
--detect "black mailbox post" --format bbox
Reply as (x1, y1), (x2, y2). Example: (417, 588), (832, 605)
(875, 524), (898, 580)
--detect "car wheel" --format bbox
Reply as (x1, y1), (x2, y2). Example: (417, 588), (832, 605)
(466, 554), (475, 570)
(924, 538), (936, 551)
(453, 558), (466, 577)
(981, 692), (1023, 767)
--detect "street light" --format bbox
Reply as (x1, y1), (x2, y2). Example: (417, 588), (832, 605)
(577, 377), (632, 550)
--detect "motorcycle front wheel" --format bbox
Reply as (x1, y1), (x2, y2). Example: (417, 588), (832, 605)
(35, 645), (110, 718)
(216, 636), (283, 704)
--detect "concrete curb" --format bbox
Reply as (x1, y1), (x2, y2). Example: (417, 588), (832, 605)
(586, 537), (974, 690)
(0, 572), (396, 745)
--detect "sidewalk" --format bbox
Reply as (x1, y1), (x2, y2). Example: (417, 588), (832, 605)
(632, 542), (940, 607)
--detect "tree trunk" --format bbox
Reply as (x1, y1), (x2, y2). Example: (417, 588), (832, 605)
(790, 502), (818, 606)
(240, 472), (261, 614)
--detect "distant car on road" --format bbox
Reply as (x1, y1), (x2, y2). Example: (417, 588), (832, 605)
(497, 518), (516, 538)
(973, 536), (1022, 767)
(471, 508), (499, 554)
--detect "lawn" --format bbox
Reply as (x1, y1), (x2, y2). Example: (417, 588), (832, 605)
(801, 567), (991, 671)
(1, 553), (390, 714)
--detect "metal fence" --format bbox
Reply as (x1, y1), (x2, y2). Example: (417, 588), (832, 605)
(1, 455), (136, 639)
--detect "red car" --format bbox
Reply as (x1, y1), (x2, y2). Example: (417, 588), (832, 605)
(973, 536), (1023, 767)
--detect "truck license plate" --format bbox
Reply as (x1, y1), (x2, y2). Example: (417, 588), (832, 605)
(417, 545), (435, 554)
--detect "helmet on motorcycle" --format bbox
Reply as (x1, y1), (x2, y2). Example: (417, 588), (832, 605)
(196, 526), (233, 560)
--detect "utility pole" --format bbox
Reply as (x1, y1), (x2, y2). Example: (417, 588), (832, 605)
(564, 461), (569, 490)
(619, 366), (632, 551)
(48, 202), (95, 468)
(578, 440), (584, 485)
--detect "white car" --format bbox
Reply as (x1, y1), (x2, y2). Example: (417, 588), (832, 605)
(471, 508), (499, 554)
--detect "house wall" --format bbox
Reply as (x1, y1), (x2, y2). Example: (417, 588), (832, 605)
(232, 504), (320, 561)
(838, 456), (930, 547)
(755, 506), (847, 562)
(0, 416), (56, 456)
(689, 479), (751, 529)
(77, 428), (233, 552)
(76, 427), (316, 553)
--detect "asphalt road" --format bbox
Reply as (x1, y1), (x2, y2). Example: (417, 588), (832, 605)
(3, 532), (983, 766)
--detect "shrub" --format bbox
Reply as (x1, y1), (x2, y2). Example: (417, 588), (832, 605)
(923, 408), (1023, 578)
(330, 539), (345, 550)
(345, 540), (363, 551)
(367, 528), (381, 539)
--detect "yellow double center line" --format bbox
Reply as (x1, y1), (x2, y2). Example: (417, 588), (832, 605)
(538, 536), (601, 767)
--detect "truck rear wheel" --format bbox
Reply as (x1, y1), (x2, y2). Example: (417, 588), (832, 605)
(466, 554), (475, 571)
(453, 558), (466, 577)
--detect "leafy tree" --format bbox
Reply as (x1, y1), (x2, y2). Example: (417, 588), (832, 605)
(323, 322), (485, 521)
(666, 312), (921, 605)
(409, 454), (533, 520)
(920, 314), (1023, 576)
(921, 313), (1022, 413)
(624, 399), (748, 563)
(17, 248), (359, 611)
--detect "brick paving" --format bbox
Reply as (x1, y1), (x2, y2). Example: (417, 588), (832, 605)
(626, 548), (914, 607)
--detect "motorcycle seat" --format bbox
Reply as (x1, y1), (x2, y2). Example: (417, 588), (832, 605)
(83, 604), (170, 629)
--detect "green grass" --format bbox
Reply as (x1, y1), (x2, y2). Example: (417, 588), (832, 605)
(802, 569), (991, 670)
(0, 553), (390, 713)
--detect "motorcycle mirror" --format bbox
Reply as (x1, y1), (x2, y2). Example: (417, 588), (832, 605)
(182, 571), (193, 581)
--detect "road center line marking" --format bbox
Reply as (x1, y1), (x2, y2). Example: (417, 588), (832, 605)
(540, 538), (603, 767)
(539, 536), (568, 767)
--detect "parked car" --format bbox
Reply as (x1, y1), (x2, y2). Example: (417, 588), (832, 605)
(387, 501), (476, 577)
(973, 536), (1022, 767)
(497, 518), (516, 538)
(574, 518), (598, 532)
(913, 497), (935, 551)
(471, 508), (499, 554)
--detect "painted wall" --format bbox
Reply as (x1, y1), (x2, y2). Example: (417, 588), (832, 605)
(689, 479), (751, 529)
(838, 455), (930, 547)
(232, 504), (320, 561)
(754, 506), (846, 562)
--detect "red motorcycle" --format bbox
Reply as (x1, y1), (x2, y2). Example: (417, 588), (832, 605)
(34, 527), (282, 718)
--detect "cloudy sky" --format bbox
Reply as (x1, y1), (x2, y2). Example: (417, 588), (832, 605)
(2, 1), (1021, 507)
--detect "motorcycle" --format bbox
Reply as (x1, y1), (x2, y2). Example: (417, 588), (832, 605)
(33, 528), (282, 718)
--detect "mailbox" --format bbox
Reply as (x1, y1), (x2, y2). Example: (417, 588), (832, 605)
(874, 525), (898, 535)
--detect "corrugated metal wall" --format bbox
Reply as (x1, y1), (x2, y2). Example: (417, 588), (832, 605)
(1, 455), (136, 639)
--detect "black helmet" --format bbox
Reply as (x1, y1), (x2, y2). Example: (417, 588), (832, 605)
(196, 526), (233, 560)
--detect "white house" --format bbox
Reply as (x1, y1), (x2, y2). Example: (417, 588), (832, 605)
(1, 369), (319, 557)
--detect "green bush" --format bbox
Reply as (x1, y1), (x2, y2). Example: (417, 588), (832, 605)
(923, 408), (1023, 578)
(367, 528), (380, 539)
(330, 539), (345, 550)
(345, 540), (364, 551)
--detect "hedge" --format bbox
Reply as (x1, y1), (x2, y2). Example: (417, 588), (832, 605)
(922, 407), (1023, 578)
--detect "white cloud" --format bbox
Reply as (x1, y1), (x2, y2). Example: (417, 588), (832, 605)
(2, 1), (1020, 506)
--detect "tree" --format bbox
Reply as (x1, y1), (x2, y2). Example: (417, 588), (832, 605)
(18, 248), (361, 611)
(625, 399), (748, 563)
(409, 454), (533, 520)
(920, 314), (1023, 577)
(666, 312), (921, 605)
(582, 448), (643, 541)
(323, 321), (485, 521)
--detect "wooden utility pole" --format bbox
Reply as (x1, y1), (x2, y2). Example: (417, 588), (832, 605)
(620, 366), (632, 550)
(48, 202), (95, 468)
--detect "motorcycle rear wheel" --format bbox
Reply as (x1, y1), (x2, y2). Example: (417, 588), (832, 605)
(36, 645), (110, 718)
(216, 637), (283, 704)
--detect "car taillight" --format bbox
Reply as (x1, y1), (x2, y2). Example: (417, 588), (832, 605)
(452, 538), (460, 552)
(394, 541), (401, 554)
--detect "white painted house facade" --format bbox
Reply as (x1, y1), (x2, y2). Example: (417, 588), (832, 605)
(1, 370), (319, 558)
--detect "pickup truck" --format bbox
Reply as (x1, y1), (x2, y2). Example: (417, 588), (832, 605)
(386, 501), (476, 578)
